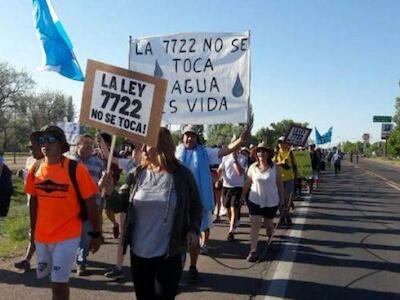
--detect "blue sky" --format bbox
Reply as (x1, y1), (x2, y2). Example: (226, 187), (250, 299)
(1, 0), (399, 144)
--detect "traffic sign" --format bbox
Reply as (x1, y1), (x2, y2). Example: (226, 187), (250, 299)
(373, 116), (392, 122)
(381, 123), (393, 140)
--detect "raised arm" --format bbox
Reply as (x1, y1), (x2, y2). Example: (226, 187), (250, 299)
(217, 126), (251, 158)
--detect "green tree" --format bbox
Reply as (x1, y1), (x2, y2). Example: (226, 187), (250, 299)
(254, 119), (309, 148)
(0, 62), (35, 150)
(170, 130), (181, 146)
(0, 62), (35, 112)
(205, 124), (242, 147)
(254, 127), (274, 146)
(393, 97), (400, 128)
(387, 128), (400, 157)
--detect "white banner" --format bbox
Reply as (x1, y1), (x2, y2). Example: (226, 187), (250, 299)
(129, 32), (250, 125)
(56, 122), (81, 145)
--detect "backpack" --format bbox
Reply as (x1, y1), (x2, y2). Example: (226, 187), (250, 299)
(33, 159), (88, 221)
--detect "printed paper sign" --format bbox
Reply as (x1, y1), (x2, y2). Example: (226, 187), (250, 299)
(56, 122), (82, 145)
(129, 32), (250, 125)
(80, 60), (167, 146)
(284, 125), (312, 146)
(292, 150), (312, 179)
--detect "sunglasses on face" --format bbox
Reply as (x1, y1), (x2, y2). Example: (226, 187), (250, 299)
(37, 135), (59, 145)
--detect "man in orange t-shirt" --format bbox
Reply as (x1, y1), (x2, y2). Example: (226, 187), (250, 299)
(26, 126), (101, 300)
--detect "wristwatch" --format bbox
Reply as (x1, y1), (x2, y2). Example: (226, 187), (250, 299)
(88, 231), (101, 238)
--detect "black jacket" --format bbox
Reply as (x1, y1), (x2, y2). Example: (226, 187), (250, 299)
(0, 163), (13, 217)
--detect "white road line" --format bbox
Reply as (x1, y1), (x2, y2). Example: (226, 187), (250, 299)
(355, 164), (400, 191)
(264, 196), (312, 300)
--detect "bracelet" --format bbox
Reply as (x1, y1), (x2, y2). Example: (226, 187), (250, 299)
(88, 231), (101, 238)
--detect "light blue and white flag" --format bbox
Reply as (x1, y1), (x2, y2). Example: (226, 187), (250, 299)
(32, 0), (84, 81)
(315, 127), (333, 145)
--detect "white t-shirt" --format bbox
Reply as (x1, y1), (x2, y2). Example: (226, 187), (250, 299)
(219, 154), (247, 188)
(248, 163), (280, 208)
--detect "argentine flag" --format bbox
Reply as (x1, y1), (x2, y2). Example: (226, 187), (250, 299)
(32, 0), (84, 81)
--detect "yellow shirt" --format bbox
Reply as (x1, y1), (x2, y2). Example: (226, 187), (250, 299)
(275, 149), (295, 182)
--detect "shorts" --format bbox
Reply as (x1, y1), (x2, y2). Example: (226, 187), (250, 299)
(283, 180), (294, 194)
(35, 237), (80, 283)
(222, 187), (242, 208)
(247, 200), (278, 219)
(200, 210), (213, 231)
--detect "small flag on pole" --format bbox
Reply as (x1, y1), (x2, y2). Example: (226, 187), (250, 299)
(32, 0), (84, 81)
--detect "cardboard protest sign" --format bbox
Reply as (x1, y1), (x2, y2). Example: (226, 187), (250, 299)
(129, 32), (250, 125)
(292, 150), (312, 179)
(284, 125), (312, 146)
(80, 60), (167, 147)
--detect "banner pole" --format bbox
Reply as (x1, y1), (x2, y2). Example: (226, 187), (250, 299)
(247, 29), (251, 127)
(128, 35), (132, 70)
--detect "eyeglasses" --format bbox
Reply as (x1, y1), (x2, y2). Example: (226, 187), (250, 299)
(37, 135), (59, 145)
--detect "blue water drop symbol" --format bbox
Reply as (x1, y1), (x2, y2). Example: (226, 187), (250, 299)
(232, 74), (244, 97)
(154, 60), (163, 78)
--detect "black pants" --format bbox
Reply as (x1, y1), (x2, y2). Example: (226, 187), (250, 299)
(334, 162), (341, 174)
(0, 196), (11, 217)
(130, 252), (182, 300)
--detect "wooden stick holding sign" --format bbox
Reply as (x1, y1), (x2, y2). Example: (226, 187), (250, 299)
(98, 134), (117, 198)
(106, 135), (117, 173)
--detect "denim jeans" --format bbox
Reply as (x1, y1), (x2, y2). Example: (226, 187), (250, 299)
(76, 220), (91, 266)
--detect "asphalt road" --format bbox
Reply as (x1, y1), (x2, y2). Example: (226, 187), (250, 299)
(259, 160), (400, 300)
(1, 160), (399, 299)
(358, 158), (400, 185)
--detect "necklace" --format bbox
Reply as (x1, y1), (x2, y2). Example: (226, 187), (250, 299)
(149, 169), (165, 186)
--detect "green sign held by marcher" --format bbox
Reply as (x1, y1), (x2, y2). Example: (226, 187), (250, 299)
(292, 150), (312, 179)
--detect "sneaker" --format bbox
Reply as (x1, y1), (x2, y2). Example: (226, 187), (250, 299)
(113, 223), (120, 239)
(77, 265), (89, 276)
(200, 245), (209, 255)
(104, 268), (124, 279)
(279, 216), (286, 225)
(188, 265), (199, 283)
(246, 251), (258, 262)
(14, 259), (30, 272)
(227, 232), (235, 242)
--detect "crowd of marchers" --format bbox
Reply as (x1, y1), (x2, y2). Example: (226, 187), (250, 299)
(0, 125), (347, 300)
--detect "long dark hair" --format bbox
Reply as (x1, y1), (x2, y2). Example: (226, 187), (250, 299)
(142, 127), (181, 173)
